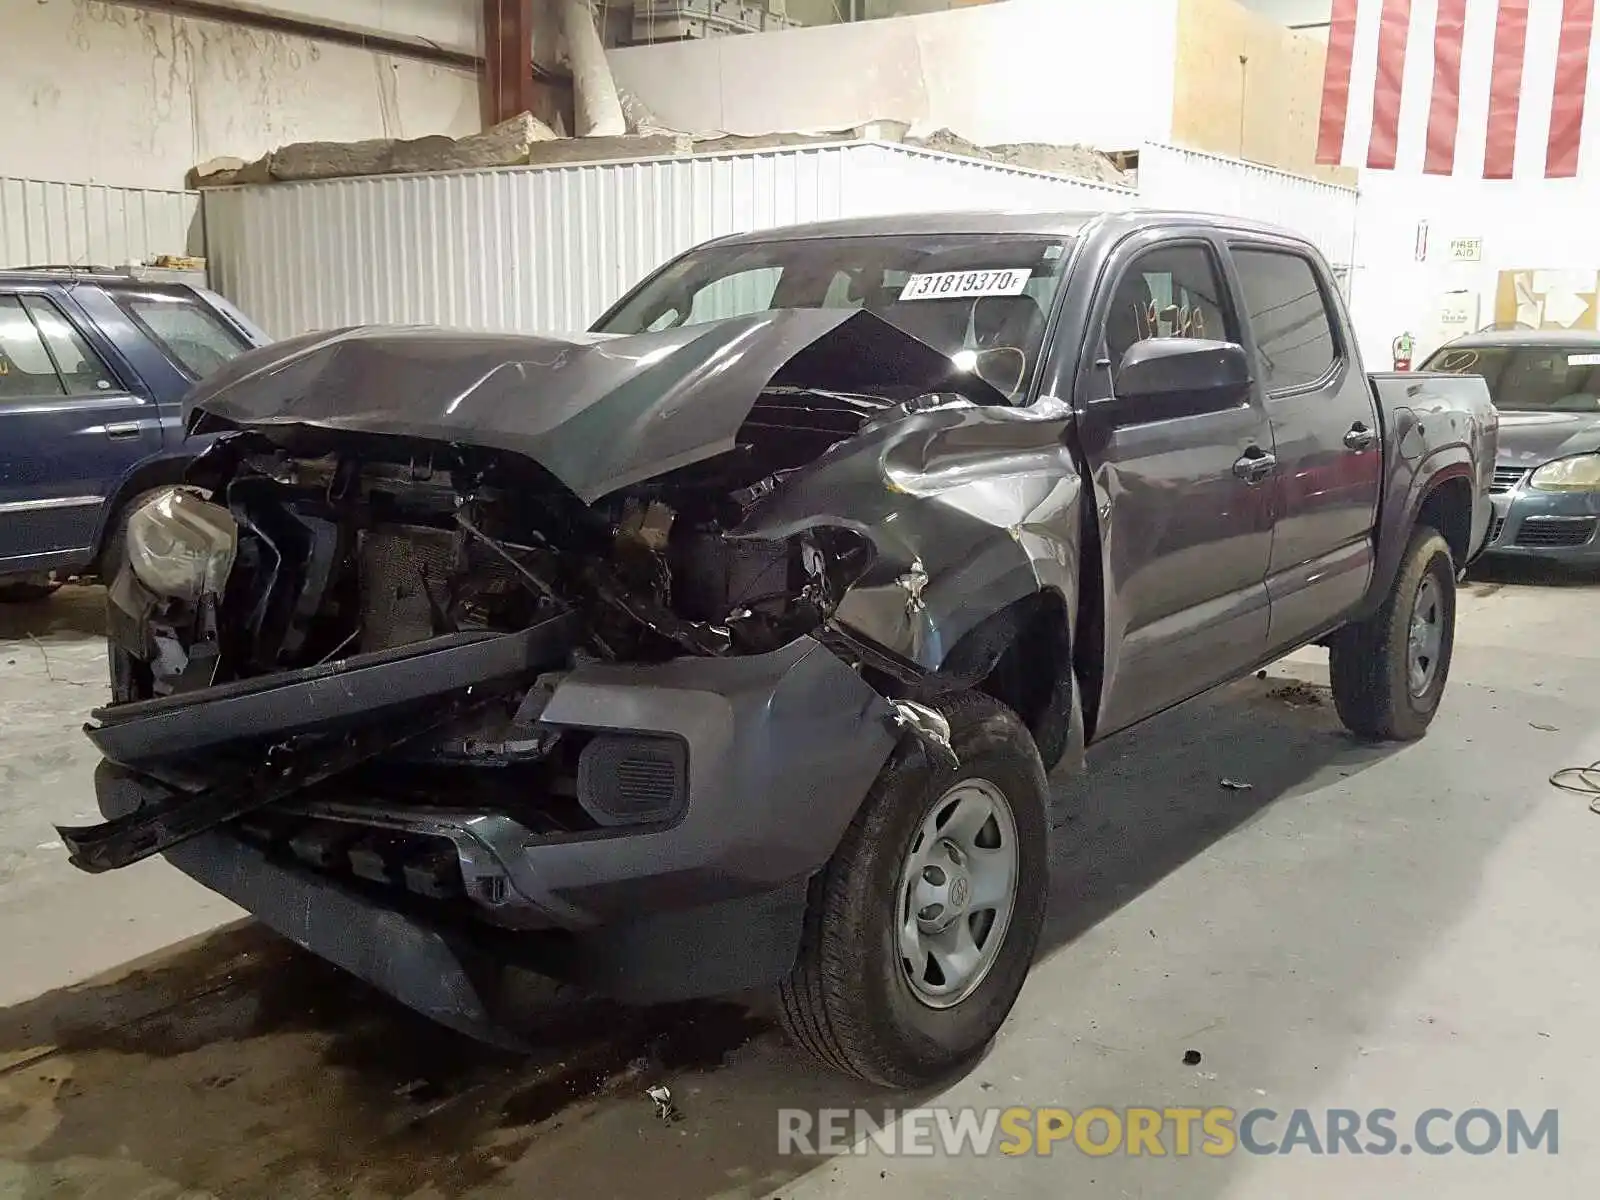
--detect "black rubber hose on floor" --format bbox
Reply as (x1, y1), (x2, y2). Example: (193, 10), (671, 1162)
(1549, 762), (1600, 814)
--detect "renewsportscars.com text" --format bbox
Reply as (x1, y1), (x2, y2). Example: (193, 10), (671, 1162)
(778, 1106), (1559, 1158)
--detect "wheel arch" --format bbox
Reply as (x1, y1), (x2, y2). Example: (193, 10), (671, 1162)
(1417, 473), (1474, 565)
(1354, 455), (1476, 623)
(937, 588), (1083, 768)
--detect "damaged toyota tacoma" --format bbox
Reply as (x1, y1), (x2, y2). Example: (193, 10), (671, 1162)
(60, 211), (1496, 1087)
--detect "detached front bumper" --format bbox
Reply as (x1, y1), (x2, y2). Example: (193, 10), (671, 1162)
(1482, 478), (1600, 562)
(90, 633), (899, 1010)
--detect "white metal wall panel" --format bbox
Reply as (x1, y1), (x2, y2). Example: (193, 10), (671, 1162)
(203, 141), (1137, 339)
(205, 145), (860, 339)
(1135, 143), (1360, 267)
(0, 177), (199, 269)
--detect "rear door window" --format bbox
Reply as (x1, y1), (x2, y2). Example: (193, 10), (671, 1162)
(22, 296), (120, 396)
(121, 294), (249, 379)
(1231, 249), (1340, 392)
(0, 295), (67, 401)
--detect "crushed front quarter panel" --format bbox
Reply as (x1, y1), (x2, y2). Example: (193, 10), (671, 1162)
(733, 396), (1084, 674)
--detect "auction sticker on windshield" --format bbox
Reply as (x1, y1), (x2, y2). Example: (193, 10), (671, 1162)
(900, 269), (1032, 301)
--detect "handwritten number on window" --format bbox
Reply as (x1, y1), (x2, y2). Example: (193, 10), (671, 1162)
(1134, 300), (1207, 341)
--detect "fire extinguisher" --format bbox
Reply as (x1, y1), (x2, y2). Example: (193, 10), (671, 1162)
(1392, 331), (1415, 371)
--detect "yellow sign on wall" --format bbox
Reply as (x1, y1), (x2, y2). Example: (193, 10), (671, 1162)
(1494, 269), (1600, 331)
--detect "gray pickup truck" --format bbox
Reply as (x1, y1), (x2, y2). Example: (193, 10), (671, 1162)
(62, 210), (1496, 1088)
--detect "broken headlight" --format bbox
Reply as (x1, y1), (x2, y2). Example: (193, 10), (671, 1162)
(125, 488), (239, 603)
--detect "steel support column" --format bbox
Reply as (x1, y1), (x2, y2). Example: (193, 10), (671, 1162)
(483, 0), (539, 127)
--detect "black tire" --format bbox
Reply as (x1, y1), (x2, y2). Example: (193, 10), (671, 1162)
(0, 580), (62, 603)
(777, 691), (1050, 1087)
(1029, 669), (1079, 776)
(1329, 525), (1456, 740)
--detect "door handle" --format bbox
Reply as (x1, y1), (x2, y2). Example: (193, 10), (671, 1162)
(1343, 422), (1376, 451)
(104, 422), (141, 441)
(1232, 449), (1277, 484)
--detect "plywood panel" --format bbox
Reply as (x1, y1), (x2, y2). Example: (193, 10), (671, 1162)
(1494, 270), (1600, 330)
(1170, 0), (1354, 184)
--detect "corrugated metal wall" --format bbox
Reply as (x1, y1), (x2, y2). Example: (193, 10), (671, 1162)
(841, 144), (1135, 219)
(1136, 142), (1360, 268)
(203, 141), (1138, 339)
(0, 176), (200, 269)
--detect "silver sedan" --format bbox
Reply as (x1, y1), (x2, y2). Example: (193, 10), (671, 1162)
(1423, 331), (1600, 565)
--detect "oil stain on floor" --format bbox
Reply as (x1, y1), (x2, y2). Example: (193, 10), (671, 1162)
(0, 922), (787, 1199)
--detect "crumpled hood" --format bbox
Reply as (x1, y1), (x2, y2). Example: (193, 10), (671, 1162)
(1493, 409), (1600, 469)
(187, 309), (1000, 503)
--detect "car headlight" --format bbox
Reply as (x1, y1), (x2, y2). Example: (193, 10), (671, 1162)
(125, 488), (238, 603)
(1528, 454), (1600, 492)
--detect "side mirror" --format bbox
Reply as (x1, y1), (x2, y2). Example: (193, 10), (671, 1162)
(1112, 338), (1253, 421)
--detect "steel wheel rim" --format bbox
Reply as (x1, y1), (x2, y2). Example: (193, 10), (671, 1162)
(1408, 573), (1444, 696)
(896, 777), (1019, 1010)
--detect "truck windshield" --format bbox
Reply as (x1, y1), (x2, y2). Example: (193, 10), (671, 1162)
(595, 233), (1075, 399)
(1423, 344), (1600, 413)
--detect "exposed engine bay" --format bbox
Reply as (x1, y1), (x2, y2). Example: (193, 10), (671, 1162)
(114, 424), (876, 702)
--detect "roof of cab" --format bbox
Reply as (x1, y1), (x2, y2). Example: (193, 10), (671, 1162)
(706, 208), (1311, 246)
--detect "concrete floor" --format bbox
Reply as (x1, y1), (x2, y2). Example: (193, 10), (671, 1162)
(0, 568), (1595, 1198)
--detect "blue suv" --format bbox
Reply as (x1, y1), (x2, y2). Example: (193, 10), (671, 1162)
(0, 269), (268, 602)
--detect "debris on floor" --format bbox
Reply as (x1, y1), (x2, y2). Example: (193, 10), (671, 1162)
(646, 1084), (681, 1122)
(1265, 680), (1326, 707)
(1219, 778), (1253, 791)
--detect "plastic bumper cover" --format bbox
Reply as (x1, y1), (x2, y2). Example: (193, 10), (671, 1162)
(93, 634), (900, 934)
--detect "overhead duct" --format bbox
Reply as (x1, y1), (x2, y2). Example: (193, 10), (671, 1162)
(561, 0), (627, 137)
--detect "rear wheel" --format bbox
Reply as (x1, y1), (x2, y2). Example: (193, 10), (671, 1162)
(777, 691), (1050, 1087)
(1330, 525), (1456, 740)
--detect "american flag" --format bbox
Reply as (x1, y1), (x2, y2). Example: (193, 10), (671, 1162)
(1317, 0), (1599, 178)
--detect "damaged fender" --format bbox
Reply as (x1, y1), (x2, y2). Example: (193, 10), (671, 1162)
(733, 395), (1085, 680)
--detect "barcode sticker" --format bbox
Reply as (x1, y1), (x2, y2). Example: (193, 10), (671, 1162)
(900, 269), (1032, 301)
(1568, 353), (1600, 366)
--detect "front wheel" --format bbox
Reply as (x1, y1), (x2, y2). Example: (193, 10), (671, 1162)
(777, 691), (1050, 1087)
(1330, 525), (1457, 740)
